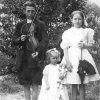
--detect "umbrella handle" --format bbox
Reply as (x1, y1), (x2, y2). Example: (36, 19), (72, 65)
(81, 48), (82, 60)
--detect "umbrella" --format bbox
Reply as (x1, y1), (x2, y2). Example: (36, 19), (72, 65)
(77, 49), (96, 84)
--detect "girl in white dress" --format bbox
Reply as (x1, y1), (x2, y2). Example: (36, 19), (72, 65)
(60, 10), (100, 100)
(38, 48), (69, 100)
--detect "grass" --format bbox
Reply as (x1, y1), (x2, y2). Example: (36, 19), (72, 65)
(0, 52), (100, 100)
(0, 73), (100, 100)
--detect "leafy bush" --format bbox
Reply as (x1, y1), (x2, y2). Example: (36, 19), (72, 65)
(0, 75), (23, 94)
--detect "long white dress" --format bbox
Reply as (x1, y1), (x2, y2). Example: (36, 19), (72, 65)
(38, 64), (69, 100)
(60, 27), (100, 84)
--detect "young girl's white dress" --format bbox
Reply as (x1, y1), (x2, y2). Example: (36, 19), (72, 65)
(60, 27), (100, 84)
(38, 64), (69, 100)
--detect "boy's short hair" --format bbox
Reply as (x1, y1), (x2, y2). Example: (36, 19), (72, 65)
(23, 0), (36, 10)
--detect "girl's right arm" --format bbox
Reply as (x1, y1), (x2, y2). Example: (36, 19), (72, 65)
(44, 74), (50, 90)
(63, 47), (73, 72)
(43, 66), (50, 90)
(60, 30), (73, 72)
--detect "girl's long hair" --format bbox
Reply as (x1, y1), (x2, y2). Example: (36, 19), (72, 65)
(70, 10), (86, 28)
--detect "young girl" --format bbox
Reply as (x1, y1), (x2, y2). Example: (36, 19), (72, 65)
(60, 10), (100, 100)
(38, 48), (69, 100)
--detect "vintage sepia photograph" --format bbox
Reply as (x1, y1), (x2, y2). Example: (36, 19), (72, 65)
(0, 0), (100, 100)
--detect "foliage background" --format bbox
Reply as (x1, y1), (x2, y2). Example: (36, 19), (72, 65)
(0, 0), (100, 100)
(0, 0), (88, 74)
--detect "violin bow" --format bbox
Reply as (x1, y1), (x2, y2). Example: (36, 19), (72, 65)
(28, 0), (43, 33)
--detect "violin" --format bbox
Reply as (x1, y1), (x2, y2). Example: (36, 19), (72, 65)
(20, 4), (42, 54)
(21, 22), (39, 53)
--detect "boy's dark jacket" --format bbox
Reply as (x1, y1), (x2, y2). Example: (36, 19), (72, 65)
(12, 19), (48, 70)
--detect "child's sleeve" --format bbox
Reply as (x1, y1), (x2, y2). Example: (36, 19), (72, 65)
(60, 30), (70, 49)
(43, 65), (49, 75)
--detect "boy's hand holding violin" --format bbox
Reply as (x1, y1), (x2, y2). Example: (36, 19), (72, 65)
(21, 35), (38, 58)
